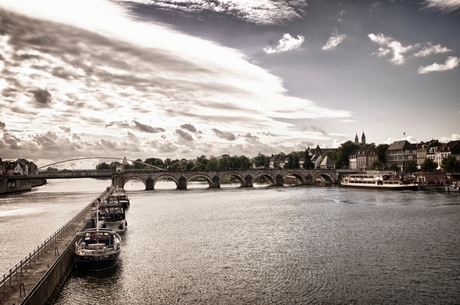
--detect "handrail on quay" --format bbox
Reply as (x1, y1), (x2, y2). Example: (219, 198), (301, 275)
(0, 186), (114, 295)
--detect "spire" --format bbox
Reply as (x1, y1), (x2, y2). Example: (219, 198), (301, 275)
(361, 131), (366, 145)
(354, 133), (359, 144)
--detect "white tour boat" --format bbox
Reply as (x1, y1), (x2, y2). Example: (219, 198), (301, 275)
(340, 171), (418, 190)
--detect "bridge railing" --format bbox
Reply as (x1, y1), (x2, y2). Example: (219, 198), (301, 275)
(0, 186), (113, 293)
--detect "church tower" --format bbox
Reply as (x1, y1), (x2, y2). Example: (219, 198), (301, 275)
(361, 132), (366, 145)
(354, 133), (359, 144)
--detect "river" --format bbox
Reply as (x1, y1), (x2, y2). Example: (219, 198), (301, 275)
(1, 179), (459, 304)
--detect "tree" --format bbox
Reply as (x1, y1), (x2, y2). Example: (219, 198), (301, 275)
(163, 158), (173, 171)
(369, 160), (383, 170)
(217, 155), (230, 170)
(376, 144), (389, 164)
(421, 158), (437, 172)
(303, 150), (315, 169)
(238, 155), (252, 170)
(194, 155), (208, 171)
(284, 152), (300, 169)
(441, 155), (460, 173)
(144, 157), (164, 169)
(133, 158), (145, 169)
(96, 162), (110, 171)
(254, 153), (269, 168)
(206, 157), (218, 170)
(337, 141), (360, 169)
(404, 160), (417, 173)
(388, 163), (400, 172)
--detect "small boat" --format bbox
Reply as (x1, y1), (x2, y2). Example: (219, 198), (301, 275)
(99, 202), (128, 233)
(340, 171), (418, 190)
(74, 227), (121, 272)
(109, 188), (130, 209)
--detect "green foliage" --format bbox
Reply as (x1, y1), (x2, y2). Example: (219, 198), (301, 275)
(303, 150), (315, 169)
(388, 163), (400, 172)
(253, 153), (270, 168)
(284, 152), (300, 169)
(206, 157), (218, 170)
(238, 155), (252, 170)
(369, 160), (383, 170)
(404, 160), (417, 173)
(337, 141), (360, 169)
(96, 162), (110, 171)
(376, 144), (389, 164)
(441, 155), (460, 173)
(421, 158), (437, 172)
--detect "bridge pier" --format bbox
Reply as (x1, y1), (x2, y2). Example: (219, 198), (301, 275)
(275, 174), (284, 187)
(146, 178), (154, 190)
(178, 177), (187, 189)
(210, 175), (220, 188)
(243, 175), (253, 187)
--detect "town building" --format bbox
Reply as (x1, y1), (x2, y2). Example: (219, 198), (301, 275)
(416, 140), (440, 169)
(349, 145), (378, 171)
(385, 140), (417, 171)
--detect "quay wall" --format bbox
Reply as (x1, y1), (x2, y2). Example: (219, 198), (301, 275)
(21, 233), (82, 305)
(0, 186), (115, 305)
(0, 177), (47, 194)
(24, 187), (115, 305)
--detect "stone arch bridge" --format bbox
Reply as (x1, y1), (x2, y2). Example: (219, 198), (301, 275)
(112, 169), (339, 190)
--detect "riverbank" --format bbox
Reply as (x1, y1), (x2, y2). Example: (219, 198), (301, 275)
(0, 186), (114, 305)
(0, 177), (47, 194)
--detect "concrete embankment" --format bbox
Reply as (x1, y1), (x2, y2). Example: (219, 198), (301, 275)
(0, 177), (47, 194)
(0, 186), (114, 305)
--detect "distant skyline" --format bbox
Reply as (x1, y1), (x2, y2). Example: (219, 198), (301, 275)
(0, 0), (459, 168)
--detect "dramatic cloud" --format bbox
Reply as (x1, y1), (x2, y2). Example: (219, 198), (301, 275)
(418, 56), (460, 74)
(264, 33), (305, 54)
(322, 31), (346, 51)
(120, 0), (308, 25)
(423, 0), (460, 12)
(414, 43), (452, 57)
(368, 33), (413, 65)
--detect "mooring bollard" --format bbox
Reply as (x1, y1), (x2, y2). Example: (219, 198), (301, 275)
(19, 282), (26, 297)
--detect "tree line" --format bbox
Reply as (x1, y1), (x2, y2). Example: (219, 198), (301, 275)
(95, 140), (460, 173)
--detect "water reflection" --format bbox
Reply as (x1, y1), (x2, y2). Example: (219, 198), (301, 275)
(55, 186), (460, 304)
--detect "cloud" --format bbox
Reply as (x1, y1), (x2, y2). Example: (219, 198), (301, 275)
(212, 128), (236, 141)
(368, 33), (413, 65)
(0, 0), (353, 165)
(28, 88), (52, 107)
(422, 0), (460, 12)
(414, 43), (452, 57)
(175, 129), (194, 141)
(121, 0), (308, 25)
(322, 30), (346, 51)
(418, 56), (460, 74)
(309, 125), (329, 136)
(133, 120), (165, 133)
(264, 33), (305, 54)
(180, 123), (197, 133)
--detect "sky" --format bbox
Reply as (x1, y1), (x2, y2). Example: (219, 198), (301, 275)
(0, 0), (459, 168)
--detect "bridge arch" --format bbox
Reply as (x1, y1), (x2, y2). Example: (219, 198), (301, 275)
(220, 172), (248, 187)
(186, 173), (214, 188)
(252, 172), (276, 186)
(282, 170), (308, 186)
(313, 172), (335, 184)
